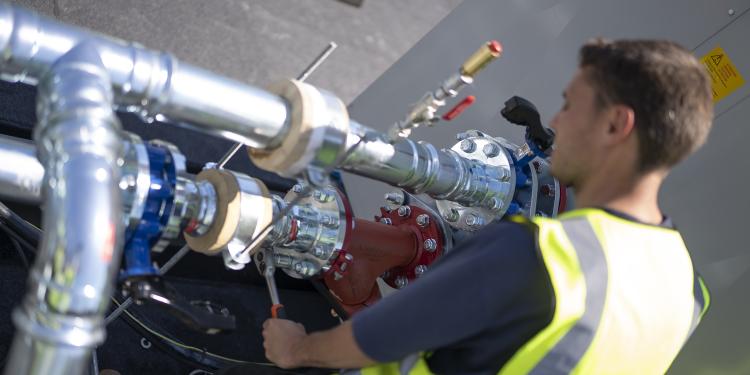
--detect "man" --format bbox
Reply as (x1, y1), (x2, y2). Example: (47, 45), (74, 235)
(262, 39), (713, 374)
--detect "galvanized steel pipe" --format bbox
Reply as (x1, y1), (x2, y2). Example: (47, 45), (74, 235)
(0, 3), (289, 149)
(4, 43), (124, 375)
(0, 135), (43, 204)
(342, 121), (486, 204)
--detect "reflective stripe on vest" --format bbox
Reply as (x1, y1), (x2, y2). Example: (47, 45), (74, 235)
(529, 218), (608, 374)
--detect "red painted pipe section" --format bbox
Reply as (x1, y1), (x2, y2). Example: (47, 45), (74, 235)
(324, 218), (417, 315)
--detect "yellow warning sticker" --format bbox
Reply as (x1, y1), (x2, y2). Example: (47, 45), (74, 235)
(701, 46), (745, 102)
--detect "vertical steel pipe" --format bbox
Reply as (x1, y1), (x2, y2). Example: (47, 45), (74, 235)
(5, 43), (124, 375)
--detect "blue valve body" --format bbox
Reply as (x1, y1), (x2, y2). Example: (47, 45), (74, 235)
(508, 130), (552, 217)
(122, 144), (177, 278)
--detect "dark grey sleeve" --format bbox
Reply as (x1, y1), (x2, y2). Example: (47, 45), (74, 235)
(351, 220), (551, 363)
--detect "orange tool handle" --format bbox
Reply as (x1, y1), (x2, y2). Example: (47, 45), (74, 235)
(271, 304), (287, 319)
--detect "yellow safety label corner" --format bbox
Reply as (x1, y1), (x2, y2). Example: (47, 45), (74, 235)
(701, 46), (745, 103)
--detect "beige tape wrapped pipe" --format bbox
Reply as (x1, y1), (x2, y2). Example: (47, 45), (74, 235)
(185, 169), (273, 254)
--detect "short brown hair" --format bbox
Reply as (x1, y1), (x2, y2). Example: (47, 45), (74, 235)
(579, 39), (714, 172)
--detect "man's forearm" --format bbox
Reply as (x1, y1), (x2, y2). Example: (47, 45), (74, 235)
(294, 320), (377, 369)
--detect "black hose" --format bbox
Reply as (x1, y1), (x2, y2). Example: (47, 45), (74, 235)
(310, 279), (349, 321)
(0, 201), (41, 246)
(114, 306), (219, 371)
(0, 224), (29, 268)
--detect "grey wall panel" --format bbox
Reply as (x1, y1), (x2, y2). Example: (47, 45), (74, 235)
(346, 0), (749, 216)
(346, 0), (750, 373)
(663, 9), (750, 374)
(664, 84), (750, 375)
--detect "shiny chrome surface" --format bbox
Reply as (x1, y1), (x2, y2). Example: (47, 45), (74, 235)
(435, 131), (516, 231)
(343, 122), (514, 212)
(0, 135), (43, 204)
(120, 133), (151, 232)
(266, 183), (349, 279)
(305, 88), (350, 174)
(0, 3), (290, 149)
(262, 83), (349, 179)
(0, 132), (214, 240)
(221, 172), (274, 269)
(182, 179), (217, 237)
(6, 43), (123, 375)
(343, 121), (461, 196)
(384, 41), (493, 143)
(386, 71), (473, 142)
(5, 330), (96, 375)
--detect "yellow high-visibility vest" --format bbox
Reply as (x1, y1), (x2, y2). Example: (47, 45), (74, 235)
(346, 208), (710, 375)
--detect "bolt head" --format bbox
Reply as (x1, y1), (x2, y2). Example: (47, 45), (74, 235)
(313, 189), (334, 203)
(541, 184), (555, 197)
(460, 139), (476, 153)
(380, 217), (393, 225)
(483, 143), (500, 158)
(416, 214), (430, 227)
(293, 261), (319, 277)
(499, 168), (511, 182)
(313, 247), (327, 258)
(292, 184), (304, 193)
(729, 8), (736, 15)
(486, 197), (501, 210)
(465, 214), (484, 227)
(322, 215), (339, 227)
(445, 208), (459, 222)
(395, 276), (408, 289)
(424, 238), (437, 252)
(415, 265), (427, 277)
(397, 205), (411, 217)
(385, 191), (405, 205)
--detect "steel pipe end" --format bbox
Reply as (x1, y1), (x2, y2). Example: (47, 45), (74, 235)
(185, 169), (273, 257)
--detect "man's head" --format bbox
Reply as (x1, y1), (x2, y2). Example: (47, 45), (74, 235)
(549, 39), (714, 188)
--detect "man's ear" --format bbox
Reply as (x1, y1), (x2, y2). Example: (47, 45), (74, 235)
(605, 105), (636, 143)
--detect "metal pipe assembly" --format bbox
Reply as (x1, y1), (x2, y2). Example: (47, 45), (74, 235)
(341, 121), (516, 220)
(5, 42), (124, 375)
(0, 4), (567, 373)
(0, 3), (290, 149)
(0, 135), (43, 204)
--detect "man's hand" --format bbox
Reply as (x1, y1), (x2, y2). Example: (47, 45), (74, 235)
(262, 318), (307, 369)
